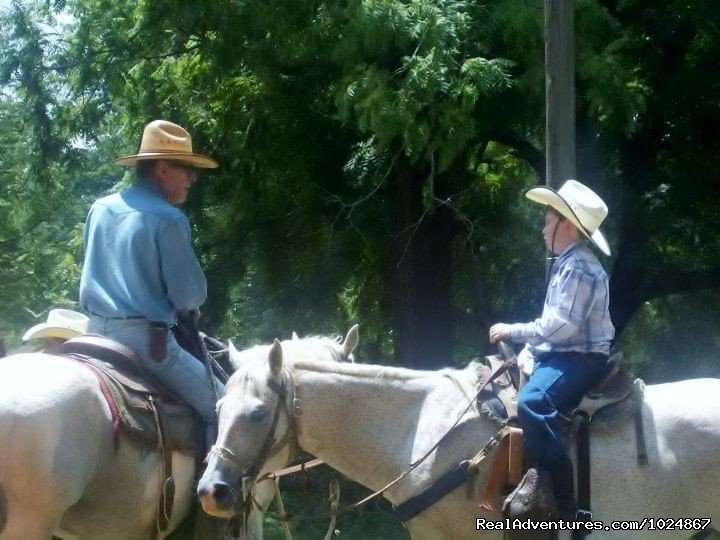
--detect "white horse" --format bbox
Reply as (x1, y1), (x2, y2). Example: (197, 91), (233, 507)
(0, 351), (274, 540)
(199, 332), (720, 540)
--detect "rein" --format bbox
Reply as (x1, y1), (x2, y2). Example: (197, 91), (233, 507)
(261, 354), (518, 523)
(268, 457), (324, 479)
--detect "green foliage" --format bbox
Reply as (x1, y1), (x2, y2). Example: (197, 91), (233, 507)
(334, 0), (514, 170)
(3, 0), (720, 374)
(619, 291), (720, 383)
(260, 461), (408, 539)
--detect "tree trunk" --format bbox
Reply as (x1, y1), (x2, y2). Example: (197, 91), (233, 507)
(389, 157), (455, 369)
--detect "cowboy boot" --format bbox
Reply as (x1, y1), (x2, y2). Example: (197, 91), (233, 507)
(501, 468), (556, 539)
(503, 467), (557, 517)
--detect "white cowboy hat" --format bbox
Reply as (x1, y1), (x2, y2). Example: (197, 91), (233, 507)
(22, 309), (89, 341)
(115, 120), (218, 168)
(525, 179), (611, 255)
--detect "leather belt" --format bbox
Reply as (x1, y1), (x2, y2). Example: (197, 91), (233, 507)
(87, 309), (146, 321)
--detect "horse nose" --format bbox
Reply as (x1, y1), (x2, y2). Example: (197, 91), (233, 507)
(212, 483), (235, 508)
(199, 482), (235, 508)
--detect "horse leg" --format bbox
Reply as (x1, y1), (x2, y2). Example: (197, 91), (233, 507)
(0, 510), (60, 540)
(236, 479), (275, 540)
(0, 421), (84, 540)
(0, 478), (67, 540)
(0, 429), (87, 540)
(0, 359), (106, 540)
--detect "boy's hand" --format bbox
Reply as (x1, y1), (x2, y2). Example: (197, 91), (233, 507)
(489, 323), (511, 343)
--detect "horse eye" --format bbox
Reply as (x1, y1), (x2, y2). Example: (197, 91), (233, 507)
(249, 406), (268, 422)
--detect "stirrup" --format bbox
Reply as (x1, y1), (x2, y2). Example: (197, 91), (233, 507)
(576, 508), (593, 521)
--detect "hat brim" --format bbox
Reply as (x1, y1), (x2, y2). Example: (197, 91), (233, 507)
(115, 152), (218, 169)
(22, 324), (85, 341)
(525, 186), (611, 256)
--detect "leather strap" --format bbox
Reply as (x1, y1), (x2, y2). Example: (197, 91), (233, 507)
(268, 458), (324, 479)
(479, 426), (523, 511)
(634, 390), (648, 465)
(479, 431), (511, 511)
(508, 428), (523, 485)
(576, 412), (591, 524)
(149, 396), (175, 537)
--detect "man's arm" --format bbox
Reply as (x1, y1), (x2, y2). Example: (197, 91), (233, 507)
(158, 217), (208, 311)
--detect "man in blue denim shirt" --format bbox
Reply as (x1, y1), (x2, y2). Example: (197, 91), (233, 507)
(489, 180), (614, 518)
(80, 120), (227, 538)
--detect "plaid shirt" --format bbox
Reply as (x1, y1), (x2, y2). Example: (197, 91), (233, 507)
(508, 241), (614, 355)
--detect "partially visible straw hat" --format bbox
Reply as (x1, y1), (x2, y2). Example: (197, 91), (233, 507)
(115, 120), (218, 168)
(22, 309), (89, 341)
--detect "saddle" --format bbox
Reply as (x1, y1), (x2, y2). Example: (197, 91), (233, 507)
(476, 351), (646, 531)
(60, 334), (203, 536)
(479, 351), (635, 423)
(60, 334), (202, 453)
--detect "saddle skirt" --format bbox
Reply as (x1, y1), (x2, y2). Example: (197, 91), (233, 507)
(60, 334), (202, 455)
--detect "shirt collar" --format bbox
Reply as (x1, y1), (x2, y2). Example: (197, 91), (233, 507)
(135, 177), (164, 198)
(557, 240), (583, 259)
(549, 240), (587, 274)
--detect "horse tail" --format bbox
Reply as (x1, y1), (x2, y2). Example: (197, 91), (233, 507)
(0, 482), (7, 534)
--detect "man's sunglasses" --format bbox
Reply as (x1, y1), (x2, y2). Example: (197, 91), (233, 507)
(167, 161), (198, 175)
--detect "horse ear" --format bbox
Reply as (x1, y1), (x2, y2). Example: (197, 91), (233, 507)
(343, 324), (359, 358)
(227, 340), (243, 370)
(269, 338), (283, 376)
(292, 331), (300, 340)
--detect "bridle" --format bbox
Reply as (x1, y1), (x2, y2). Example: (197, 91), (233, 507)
(208, 354), (517, 524)
(208, 367), (297, 482)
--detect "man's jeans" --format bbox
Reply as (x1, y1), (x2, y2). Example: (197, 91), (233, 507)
(517, 352), (607, 469)
(88, 317), (226, 449)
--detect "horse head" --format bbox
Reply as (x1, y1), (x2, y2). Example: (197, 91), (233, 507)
(197, 325), (359, 518)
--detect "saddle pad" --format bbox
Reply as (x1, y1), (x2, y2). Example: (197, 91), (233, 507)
(66, 354), (202, 455)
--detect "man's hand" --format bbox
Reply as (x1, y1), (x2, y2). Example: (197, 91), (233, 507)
(489, 323), (511, 343)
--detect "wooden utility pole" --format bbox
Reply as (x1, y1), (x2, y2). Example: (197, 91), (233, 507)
(545, 0), (575, 188)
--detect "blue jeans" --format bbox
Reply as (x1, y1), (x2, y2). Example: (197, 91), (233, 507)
(88, 317), (225, 449)
(517, 352), (607, 469)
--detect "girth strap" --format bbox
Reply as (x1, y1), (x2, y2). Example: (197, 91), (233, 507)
(392, 461), (471, 522)
(575, 412), (592, 529)
(634, 382), (648, 465)
(149, 396), (175, 537)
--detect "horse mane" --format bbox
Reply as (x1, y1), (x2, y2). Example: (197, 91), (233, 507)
(231, 335), (483, 407)
(229, 334), (350, 372)
(291, 354), (482, 394)
(283, 335), (351, 363)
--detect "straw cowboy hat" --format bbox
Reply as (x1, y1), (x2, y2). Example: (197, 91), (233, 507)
(525, 179), (611, 256)
(115, 120), (218, 168)
(22, 309), (89, 341)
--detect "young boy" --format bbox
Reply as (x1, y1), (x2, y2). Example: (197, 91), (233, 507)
(489, 179), (615, 518)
